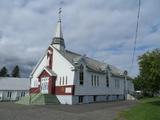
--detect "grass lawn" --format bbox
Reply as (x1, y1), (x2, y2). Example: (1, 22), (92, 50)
(115, 97), (160, 120)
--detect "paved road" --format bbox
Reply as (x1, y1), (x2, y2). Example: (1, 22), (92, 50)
(0, 100), (136, 120)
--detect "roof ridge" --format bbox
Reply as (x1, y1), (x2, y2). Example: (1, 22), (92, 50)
(66, 50), (81, 56)
(66, 50), (106, 64)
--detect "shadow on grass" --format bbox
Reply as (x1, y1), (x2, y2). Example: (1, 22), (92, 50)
(149, 100), (160, 106)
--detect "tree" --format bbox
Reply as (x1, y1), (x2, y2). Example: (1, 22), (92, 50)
(0, 67), (9, 77)
(136, 48), (160, 96)
(12, 65), (20, 77)
(133, 76), (143, 91)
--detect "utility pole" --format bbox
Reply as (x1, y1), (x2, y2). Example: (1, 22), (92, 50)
(123, 70), (128, 100)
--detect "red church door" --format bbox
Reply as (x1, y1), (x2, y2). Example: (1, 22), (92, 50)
(39, 69), (56, 95)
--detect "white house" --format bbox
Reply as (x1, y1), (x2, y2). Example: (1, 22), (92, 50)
(0, 77), (29, 101)
(29, 10), (135, 105)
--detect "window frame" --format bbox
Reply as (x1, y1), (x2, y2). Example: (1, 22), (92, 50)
(91, 75), (94, 86)
(94, 75), (96, 86)
(79, 64), (84, 85)
(66, 76), (68, 85)
(97, 76), (99, 86)
(106, 73), (109, 87)
(62, 76), (65, 85)
(7, 91), (12, 98)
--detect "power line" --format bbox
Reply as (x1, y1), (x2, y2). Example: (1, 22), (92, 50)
(130, 0), (141, 73)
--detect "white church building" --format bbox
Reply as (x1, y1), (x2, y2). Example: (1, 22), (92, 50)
(29, 10), (134, 105)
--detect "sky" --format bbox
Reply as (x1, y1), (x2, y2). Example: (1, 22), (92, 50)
(0, 0), (160, 77)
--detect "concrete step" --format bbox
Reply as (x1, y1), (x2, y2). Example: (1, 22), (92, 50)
(15, 94), (37, 105)
(16, 94), (60, 105)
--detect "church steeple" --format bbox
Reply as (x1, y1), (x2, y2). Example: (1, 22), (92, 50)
(52, 8), (65, 51)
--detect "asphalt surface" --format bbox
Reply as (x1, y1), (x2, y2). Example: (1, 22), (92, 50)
(0, 100), (136, 120)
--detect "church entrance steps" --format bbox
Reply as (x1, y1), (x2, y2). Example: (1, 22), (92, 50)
(15, 94), (36, 105)
(16, 94), (60, 105)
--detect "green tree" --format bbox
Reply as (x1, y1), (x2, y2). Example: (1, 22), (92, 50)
(12, 65), (20, 77)
(136, 48), (160, 96)
(0, 67), (9, 77)
(133, 76), (143, 91)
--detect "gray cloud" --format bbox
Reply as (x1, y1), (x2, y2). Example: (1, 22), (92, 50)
(0, 0), (159, 77)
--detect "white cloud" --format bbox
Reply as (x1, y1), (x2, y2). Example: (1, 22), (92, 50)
(0, 0), (159, 77)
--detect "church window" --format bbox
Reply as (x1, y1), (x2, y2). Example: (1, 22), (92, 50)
(79, 64), (84, 85)
(66, 76), (68, 85)
(94, 75), (96, 86)
(63, 76), (65, 85)
(21, 91), (25, 97)
(7, 91), (12, 98)
(97, 76), (99, 86)
(91, 75), (94, 86)
(106, 74), (109, 87)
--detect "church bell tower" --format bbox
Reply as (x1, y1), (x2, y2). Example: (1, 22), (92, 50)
(51, 8), (65, 52)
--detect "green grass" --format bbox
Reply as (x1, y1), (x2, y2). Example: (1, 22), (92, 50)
(116, 97), (160, 120)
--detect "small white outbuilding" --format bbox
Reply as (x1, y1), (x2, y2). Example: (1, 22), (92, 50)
(0, 77), (29, 101)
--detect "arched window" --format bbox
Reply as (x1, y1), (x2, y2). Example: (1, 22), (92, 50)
(79, 64), (84, 85)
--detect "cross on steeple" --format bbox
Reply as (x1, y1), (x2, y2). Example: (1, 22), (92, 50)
(58, 8), (62, 22)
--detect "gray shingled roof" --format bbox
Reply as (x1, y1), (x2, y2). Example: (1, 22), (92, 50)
(30, 45), (132, 79)
(0, 77), (30, 90)
(62, 50), (132, 79)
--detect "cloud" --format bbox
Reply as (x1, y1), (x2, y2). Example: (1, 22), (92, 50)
(0, 0), (159, 77)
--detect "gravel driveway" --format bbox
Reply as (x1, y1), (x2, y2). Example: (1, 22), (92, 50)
(0, 100), (136, 120)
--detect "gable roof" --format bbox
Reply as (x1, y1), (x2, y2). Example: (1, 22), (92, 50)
(62, 50), (132, 79)
(0, 77), (30, 90)
(44, 67), (57, 76)
(37, 67), (57, 77)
